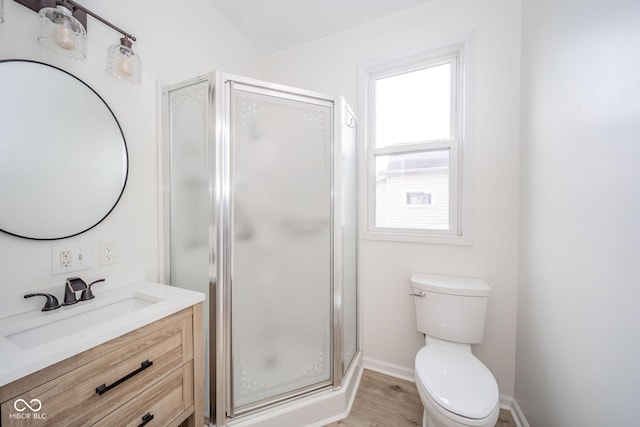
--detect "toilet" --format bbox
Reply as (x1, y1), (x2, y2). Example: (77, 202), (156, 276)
(410, 274), (500, 427)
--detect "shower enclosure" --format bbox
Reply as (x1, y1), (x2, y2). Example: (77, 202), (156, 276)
(162, 72), (359, 426)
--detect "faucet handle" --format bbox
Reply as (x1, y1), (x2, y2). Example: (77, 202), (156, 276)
(80, 278), (105, 301)
(24, 293), (61, 311)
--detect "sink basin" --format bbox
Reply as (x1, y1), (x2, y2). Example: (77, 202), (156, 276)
(6, 296), (157, 349)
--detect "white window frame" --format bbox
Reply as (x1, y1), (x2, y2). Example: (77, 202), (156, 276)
(359, 35), (474, 245)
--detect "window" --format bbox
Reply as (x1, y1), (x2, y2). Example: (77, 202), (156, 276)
(405, 192), (433, 207)
(361, 38), (472, 244)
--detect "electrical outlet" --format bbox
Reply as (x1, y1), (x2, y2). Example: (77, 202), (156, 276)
(60, 250), (71, 268)
(99, 241), (118, 266)
(52, 243), (92, 275)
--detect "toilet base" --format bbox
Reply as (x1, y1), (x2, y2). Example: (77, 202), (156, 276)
(422, 408), (445, 427)
(423, 407), (498, 427)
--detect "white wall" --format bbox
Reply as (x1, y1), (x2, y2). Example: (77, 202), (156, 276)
(263, 0), (521, 397)
(0, 0), (261, 297)
(516, 0), (640, 425)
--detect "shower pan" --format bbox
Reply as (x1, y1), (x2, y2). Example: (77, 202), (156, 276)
(162, 72), (359, 426)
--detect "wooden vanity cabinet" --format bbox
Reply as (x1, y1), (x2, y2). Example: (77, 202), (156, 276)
(0, 304), (203, 427)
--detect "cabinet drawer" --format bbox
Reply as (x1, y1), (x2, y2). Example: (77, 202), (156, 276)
(95, 361), (194, 427)
(1, 311), (193, 426)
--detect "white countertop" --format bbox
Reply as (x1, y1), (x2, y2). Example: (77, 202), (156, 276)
(0, 281), (205, 388)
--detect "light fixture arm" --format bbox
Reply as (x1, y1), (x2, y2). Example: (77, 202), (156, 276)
(60, 0), (136, 42)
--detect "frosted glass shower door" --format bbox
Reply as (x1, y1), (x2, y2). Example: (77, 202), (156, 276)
(164, 77), (214, 418)
(230, 84), (333, 412)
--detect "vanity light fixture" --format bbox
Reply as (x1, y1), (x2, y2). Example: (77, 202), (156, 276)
(15, 0), (141, 83)
(105, 36), (141, 84)
(37, 2), (87, 59)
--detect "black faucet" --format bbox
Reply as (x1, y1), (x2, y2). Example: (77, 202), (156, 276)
(63, 277), (87, 305)
(24, 278), (106, 310)
(63, 277), (106, 305)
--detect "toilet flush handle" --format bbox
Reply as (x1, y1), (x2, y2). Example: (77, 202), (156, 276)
(409, 290), (425, 297)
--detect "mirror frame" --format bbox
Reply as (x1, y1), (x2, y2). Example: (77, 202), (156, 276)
(0, 59), (129, 241)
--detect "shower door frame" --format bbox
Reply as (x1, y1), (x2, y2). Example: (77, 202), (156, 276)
(213, 72), (345, 425)
(162, 73), (218, 423)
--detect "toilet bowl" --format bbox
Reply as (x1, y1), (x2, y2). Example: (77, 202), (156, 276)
(414, 340), (499, 427)
(410, 274), (500, 427)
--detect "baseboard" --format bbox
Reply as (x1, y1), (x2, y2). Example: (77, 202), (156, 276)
(510, 398), (530, 427)
(497, 394), (529, 427)
(499, 394), (513, 411)
(362, 356), (415, 382)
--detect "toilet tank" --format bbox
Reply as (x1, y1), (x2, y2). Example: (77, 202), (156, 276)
(411, 274), (491, 344)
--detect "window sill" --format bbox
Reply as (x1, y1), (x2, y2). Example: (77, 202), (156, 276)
(363, 230), (472, 246)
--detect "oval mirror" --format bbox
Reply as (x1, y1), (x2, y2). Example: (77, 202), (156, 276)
(0, 60), (128, 240)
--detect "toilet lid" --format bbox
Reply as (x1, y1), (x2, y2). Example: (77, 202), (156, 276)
(415, 344), (498, 419)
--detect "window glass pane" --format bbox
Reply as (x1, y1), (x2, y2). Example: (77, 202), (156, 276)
(375, 63), (451, 147)
(375, 150), (450, 230)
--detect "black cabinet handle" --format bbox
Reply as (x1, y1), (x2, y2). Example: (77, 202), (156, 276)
(138, 412), (154, 427)
(95, 360), (153, 396)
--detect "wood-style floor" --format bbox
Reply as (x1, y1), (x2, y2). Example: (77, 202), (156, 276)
(325, 369), (516, 427)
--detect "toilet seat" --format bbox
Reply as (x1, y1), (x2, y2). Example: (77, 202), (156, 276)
(415, 344), (499, 421)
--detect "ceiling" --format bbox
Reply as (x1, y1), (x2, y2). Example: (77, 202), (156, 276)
(209, 0), (433, 53)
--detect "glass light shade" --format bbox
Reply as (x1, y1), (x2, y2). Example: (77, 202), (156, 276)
(106, 40), (141, 84)
(37, 5), (87, 59)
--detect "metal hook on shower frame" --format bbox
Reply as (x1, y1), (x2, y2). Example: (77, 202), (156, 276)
(346, 116), (356, 128)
